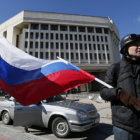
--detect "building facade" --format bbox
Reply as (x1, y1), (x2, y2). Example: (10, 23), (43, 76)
(0, 11), (120, 92)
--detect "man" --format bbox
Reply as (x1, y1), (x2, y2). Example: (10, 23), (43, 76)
(100, 34), (140, 140)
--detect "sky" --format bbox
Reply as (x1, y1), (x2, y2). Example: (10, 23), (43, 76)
(0, 0), (140, 42)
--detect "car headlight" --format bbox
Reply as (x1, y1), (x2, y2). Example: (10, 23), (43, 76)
(77, 111), (88, 120)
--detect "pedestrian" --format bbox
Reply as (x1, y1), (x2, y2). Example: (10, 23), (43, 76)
(100, 34), (140, 140)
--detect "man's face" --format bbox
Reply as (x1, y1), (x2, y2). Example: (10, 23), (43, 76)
(128, 41), (140, 59)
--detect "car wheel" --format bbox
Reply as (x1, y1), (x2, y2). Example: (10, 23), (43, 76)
(2, 111), (12, 125)
(52, 117), (70, 138)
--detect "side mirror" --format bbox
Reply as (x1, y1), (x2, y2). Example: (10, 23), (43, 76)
(5, 94), (11, 99)
(36, 102), (41, 105)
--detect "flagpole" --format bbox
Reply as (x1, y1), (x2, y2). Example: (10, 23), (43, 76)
(94, 77), (113, 88)
(57, 57), (113, 89)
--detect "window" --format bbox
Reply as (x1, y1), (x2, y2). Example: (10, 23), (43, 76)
(51, 42), (54, 49)
(29, 52), (32, 55)
(102, 44), (104, 50)
(36, 33), (39, 39)
(61, 52), (64, 58)
(40, 33), (44, 39)
(46, 42), (49, 49)
(46, 52), (48, 59)
(94, 53), (97, 60)
(105, 36), (108, 42)
(80, 53), (83, 59)
(97, 44), (100, 50)
(87, 27), (94, 33)
(96, 36), (99, 42)
(41, 24), (48, 30)
(25, 32), (28, 39)
(93, 44), (96, 50)
(66, 43), (68, 50)
(96, 28), (102, 33)
(56, 34), (59, 40)
(51, 52), (54, 59)
(60, 43), (64, 49)
(107, 53), (110, 60)
(79, 35), (82, 41)
(76, 53), (78, 59)
(46, 33), (49, 39)
(103, 53), (106, 59)
(60, 25), (67, 31)
(80, 44), (83, 50)
(40, 42), (44, 49)
(101, 36), (104, 42)
(99, 53), (101, 60)
(65, 34), (68, 40)
(51, 33), (54, 40)
(66, 53), (69, 59)
(84, 35), (86, 41)
(106, 45), (109, 50)
(75, 35), (77, 41)
(69, 26), (77, 32)
(75, 43), (78, 50)
(88, 35), (91, 41)
(56, 52), (59, 58)
(104, 28), (109, 34)
(56, 43), (59, 49)
(25, 41), (28, 48)
(90, 53), (92, 59)
(71, 53), (74, 59)
(60, 34), (63, 40)
(40, 52), (43, 59)
(30, 42), (33, 48)
(70, 34), (73, 40)
(35, 52), (38, 57)
(51, 25), (58, 31)
(92, 36), (95, 41)
(85, 44), (87, 50)
(30, 24), (39, 30)
(70, 43), (73, 49)
(85, 53), (88, 59)
(35, 42), (38, 48)
(89, 44), (92, 50)
(78, 26), (85, 32)
(30, 32), (33, 39)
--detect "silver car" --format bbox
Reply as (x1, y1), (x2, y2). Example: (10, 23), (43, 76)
(0, 95), (100, 138)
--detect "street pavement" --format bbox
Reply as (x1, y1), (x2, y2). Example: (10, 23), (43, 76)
(0, 93), (114, 140)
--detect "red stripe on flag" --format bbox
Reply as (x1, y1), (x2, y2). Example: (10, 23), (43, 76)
(0, 70), (94, 105)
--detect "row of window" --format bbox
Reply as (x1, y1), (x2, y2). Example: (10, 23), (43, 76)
(25, 32), (108, 42)
(25, 41), (109, 51)
(28, 51), (110, 61)
(30, 24), (109, 34)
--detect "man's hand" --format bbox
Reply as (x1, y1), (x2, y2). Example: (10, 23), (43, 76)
(118, 89), (140, 111)
(132, 98), (140, 111)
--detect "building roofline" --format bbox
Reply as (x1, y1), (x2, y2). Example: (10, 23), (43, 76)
(0, 10), (120, 38)
(23, 10), (109, 20)
(0, 10), (109, 25)
(0, 11), (24, 25)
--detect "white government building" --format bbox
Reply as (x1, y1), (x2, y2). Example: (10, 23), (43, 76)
(0, 11), (120, 93)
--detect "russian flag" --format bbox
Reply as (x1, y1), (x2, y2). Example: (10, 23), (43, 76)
(0, 35), (94, 105)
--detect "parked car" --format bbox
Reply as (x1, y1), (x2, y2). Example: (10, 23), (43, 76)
(0, 95), (100, 138)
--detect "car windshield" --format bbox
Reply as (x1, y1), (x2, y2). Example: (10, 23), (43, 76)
(42, 95), (64, 103)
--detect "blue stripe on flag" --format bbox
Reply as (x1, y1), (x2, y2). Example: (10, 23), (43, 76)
(0, 57), (80, 85)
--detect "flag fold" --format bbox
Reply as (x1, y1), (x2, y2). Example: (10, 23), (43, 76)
(0, 35), (94, 105)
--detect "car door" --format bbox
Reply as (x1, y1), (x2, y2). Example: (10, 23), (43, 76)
(14, 101), (43, 127)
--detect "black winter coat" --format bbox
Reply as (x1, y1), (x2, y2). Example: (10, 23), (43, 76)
(100, 57), (140, 134)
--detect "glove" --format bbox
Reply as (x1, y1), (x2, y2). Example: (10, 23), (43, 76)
(133, 98), (140, 111)
(118, 89), (140, 111)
